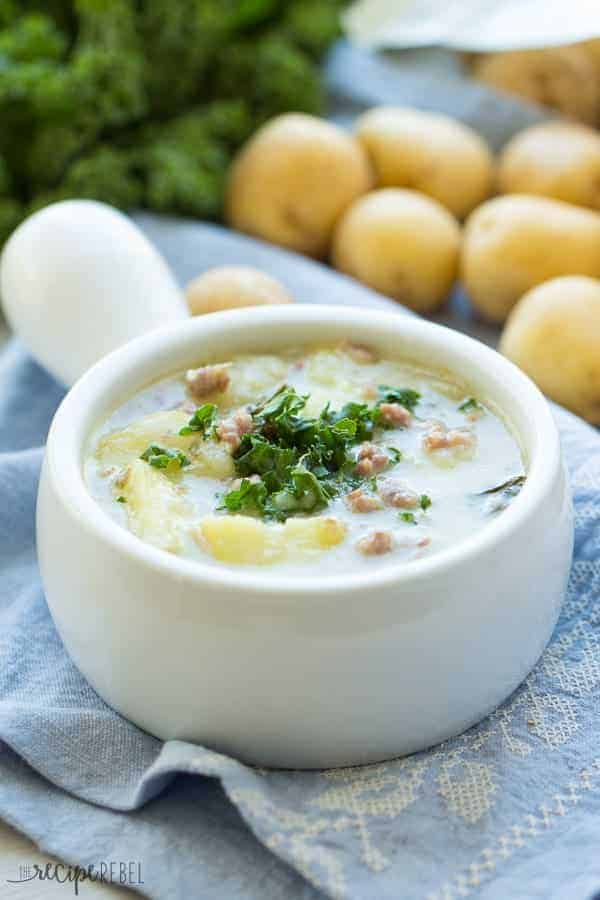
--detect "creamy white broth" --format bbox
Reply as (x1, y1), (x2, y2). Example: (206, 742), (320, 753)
(84, 344), (525, 573)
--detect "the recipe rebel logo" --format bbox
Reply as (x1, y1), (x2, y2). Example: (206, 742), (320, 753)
(7, 860), (144, 895)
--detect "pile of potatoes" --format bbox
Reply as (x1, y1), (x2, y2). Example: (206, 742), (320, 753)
(186, 107), (600, 425)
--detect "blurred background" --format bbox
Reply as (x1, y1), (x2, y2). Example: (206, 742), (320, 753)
(0, 0), (597, 244)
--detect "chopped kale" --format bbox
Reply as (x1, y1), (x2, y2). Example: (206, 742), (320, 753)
(387, 446), (403, 464)
(270, 467), (329, 516)
(478, 476), (525, 496)
(220, 478), (269, 517)
(116, 495), (127, 503)
(235, 436), (297, 486)
(458, 397), (484, 414)
(179, 403), (218, 437)
(377, 385), (421, 411)
(476, 475), (526, 516)
(140, 444), (190, 472)
(399, 512), (417, 524)
(219, 383), (427, 521)
(419, 494), (432, 511)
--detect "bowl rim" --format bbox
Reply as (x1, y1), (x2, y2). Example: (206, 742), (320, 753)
(42, 304), (562, 597)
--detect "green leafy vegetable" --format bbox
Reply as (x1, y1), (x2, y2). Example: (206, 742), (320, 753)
(179, 403), (218, 437)
(386, 446), (403, 464)
(270, 467), (329, 516)
(458, 397), (484, 414)
(377, 385), (421, 411)
(220, 383), (420, 521)
(399, 512), (417, 525)
(419, 494), (432, 511)
(140, 444), (190, 473)
(219, 478), (268, 517)
(478, 475), (525, 496)
(0, 1), (347, 244)
(116, 495), (126, 503)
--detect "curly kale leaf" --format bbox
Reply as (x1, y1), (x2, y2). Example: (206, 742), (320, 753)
(0, 0), (345, 233)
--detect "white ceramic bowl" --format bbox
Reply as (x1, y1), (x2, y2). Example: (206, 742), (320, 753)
(37, 305), (573, 768)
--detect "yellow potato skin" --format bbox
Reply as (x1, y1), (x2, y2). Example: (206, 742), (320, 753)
(500, 276), (600, 424)
(186, 265), (293, 316)
(332, 188), (461, 313)
(355, 106), (494, 220)
(225, 113), (373, 258)
(471, 46), (600, 126)
(461, 195), (600, 322)
(498, 122), (600, 210)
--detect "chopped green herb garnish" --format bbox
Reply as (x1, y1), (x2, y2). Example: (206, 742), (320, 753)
(387, 446), (403, 464)
(399, 512), (417, 524)
(140, 444), (190, 472)
(419, 494), (432, 511)
(458, 397), (484, 414)
(478, 475), (525, 496)
(270, 467), (329, 516)
(220, 478), (269, 517)
(377, 385), (421, 411)
(219, 383), (422, 521)
(116, 495), (127, 503)
(179, 403), (218, 437)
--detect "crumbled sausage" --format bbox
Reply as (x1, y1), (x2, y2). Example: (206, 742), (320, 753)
(356, 530), (393, 556)
(185, 364), (230, 400)
(378, 402), (412, 428)
(466, 409), (484, 423)
(217, 409), (254, 449)
(355, 442), (389, 476)
(379, 478), (419, 509)
(345, 488), (383, 513)
(343, 341), (378, 365)
(422, 422), (476, 452)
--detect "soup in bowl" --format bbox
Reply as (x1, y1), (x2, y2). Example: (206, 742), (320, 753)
(37, 305), (573, 767)
(85, 344), (525, 573)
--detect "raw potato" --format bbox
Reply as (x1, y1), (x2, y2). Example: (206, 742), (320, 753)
(225, 113), (373, 258)
(355, 106), (494, 219)
(471, 46), (600, 125)
(461, 195), (600, 322)
(186, 265), (293, 316)
(120, 459), (190, 554)
(500, 276), (600, 424)
(582, 39), (600, 78)
(332, 188), (461, 313)
(498, 122), (600, 210)
(197, 514), (347, 565)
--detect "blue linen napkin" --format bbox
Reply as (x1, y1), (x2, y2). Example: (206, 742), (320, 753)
(2, 42), (600, 900)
